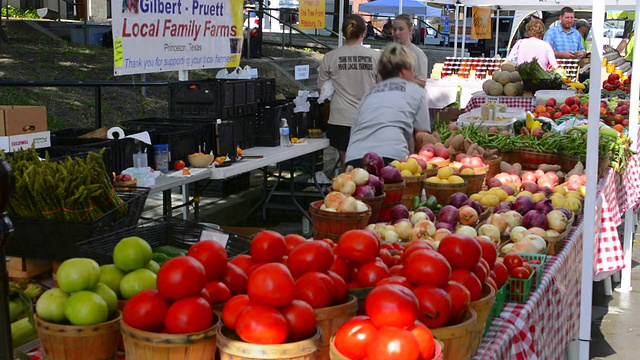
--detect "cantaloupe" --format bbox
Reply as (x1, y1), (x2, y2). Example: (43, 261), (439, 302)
(510, 71), (522, 83)
(514, 81), (524, 95)
(503, 83), (518, 96)
(500, 61), (517, 72)
(487, 82), (504, 96)
(482, 79), (499, 95)
(493, 71), (512, 86)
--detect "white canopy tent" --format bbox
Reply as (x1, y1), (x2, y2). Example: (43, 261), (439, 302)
(429, 0), (640, 358)
(359, 0), (442, 17)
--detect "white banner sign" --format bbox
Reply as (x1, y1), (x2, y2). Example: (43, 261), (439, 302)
(111, 0), (244, 76)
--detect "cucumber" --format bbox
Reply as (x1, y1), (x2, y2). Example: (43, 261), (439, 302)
(153, 245), (187, 258)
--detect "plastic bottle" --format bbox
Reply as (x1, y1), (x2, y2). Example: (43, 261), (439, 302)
(153, 144), (170, 173)
(280, 118), (291, 147)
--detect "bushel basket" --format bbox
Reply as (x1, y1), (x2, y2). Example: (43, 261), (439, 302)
(309, 200), (371, 241)
(7, 187), (149, 262)
(78, 217), (253, 264)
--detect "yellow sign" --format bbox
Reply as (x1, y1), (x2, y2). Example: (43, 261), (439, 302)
(471, 6), (492, 40)
(299, 0), (325, 29)
(113, 37), (124, 67)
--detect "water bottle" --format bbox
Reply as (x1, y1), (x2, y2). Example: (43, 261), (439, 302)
(153, 144), (170, 173)
(280, 118), (291, 147)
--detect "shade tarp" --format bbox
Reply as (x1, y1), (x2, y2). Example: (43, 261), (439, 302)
(430, 0), (638, 11)
(359, 0), (442, 16)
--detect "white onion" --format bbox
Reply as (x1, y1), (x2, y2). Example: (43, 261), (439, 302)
(522, 234), (546, 253)
(546, 210), (568, 232)
(510, 226), (529, 243)
(332, 173), (352, 191)
(489, 213), (509, 234)
(385, 224), (396, 232)
(365, 224), (376, 231)
(320, 203), (327, 210)
(394, 220), (414, 241)
(414, 220), (436, 236)
(339, 180), (357, 195)
(384, 230), (399, 242)
(501, 243), (516, 253)
(432, 228), (452, 242)
(350, 168), (370, 186)
(528, 227), (547, 237)
(504, 210), (524, 229)
(355, 200), (369, 213)
(324, 191), (346, 209)
(478, 224), (501, 245)
(513, 240), (539, 253)
(323, 207), (337, 212)
(410, 211), (429, 225)
(546, 229), (561, 238)
(455, 225), (478, 237)
(337, 196), (358, 212)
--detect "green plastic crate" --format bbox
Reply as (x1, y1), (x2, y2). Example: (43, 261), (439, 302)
(519, 253), (547, 290)
(506, 271), (534, 303)
(484, 284), (507, 334)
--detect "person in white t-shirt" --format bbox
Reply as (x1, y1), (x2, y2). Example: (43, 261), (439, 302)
(345, 43), (431, 167)
(318, 14), (381, 168)
(393, 14), (428, 88)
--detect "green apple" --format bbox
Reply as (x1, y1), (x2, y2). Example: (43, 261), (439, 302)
(113, 236), (153, 272)
(56, 258), (101, 293)
(119, 268), (157, 300)
(64, 291), (108, 325)
(36, 288), (69, 324)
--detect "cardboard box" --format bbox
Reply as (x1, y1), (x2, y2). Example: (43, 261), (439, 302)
(0, 106), (47, 136)
(0, 131), (51, 152)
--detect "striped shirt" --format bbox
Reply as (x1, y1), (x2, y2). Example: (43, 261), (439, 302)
(543, 25), (585, 53)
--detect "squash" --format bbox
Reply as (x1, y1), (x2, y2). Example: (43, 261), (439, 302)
(500, 61), (517, 72)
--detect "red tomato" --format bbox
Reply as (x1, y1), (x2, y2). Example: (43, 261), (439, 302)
(164, 296), (214, 334)
(475, 236), (497, 267)
(204, 280), (232, 304)
(473, 262), (488, 284)
(479, 258), (491, 276)
(376, 276), (415, 290)
(329, 255), (350, 282)
(365, 284), (419, 328)
(413, 285), (452, 328)
(221, 263), (248, 295)
(123, 289), (170, 332)
(246, 262), (267, 277)
(450, 269), (483, 301)
(378, 249), (395, 268)
(336, 230), (380, 265)
(287, 240), (334, 278)
(522, 262), (533, 275)
(503, 253), (524, 273)
(391, 254), (402, 265)
(357, 260), (390, 287)
(235, 305), (288, 344)
(347, 263), (359, 283)
(199, 288), (213, 305)
(402, 249), (451, 288)
(402, 240), (434, 261)
(444, 281), (470, 326)
(157, 256), (207, 300)
(247, 263), (295, 308)
(295, 271), (335, 309)
(485, 276), (498, 293)
(492, 262), (509, 289)
(221, 294), (251, 329)
(389, 264), (404, 276)
(407, 321), (436, 360)
(229, 254), (254, 274)
(334, 316), (378, 359)
(284, 234), (306, 255)
(280, 299), (317, 342)
(327, 270), (348, 305)
(437, 234), (482, 270)
(187, 240), (228, 281)
(250, 230), (287, 263)
(366, 326), (420, 360)
(511, 267), (531, 279)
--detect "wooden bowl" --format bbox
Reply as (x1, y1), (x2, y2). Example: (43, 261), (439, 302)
(188, 154), (214, 168)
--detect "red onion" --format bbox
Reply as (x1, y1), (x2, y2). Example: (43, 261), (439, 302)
(390, 204), (410, 222)
(450, 192), (468, 208)
(362, 152), (384, 176)
(534, 198), (554, 215)
(379, 165), (403, 184)
(438, 205), (459, 225)
(435, 221), (456, 232)
(355, 185), (375, 198)
(522, 209), (549, 230)
(512, 196), (535, 215)
(368, 175), (384, 196)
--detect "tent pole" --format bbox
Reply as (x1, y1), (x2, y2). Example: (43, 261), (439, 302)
(618, 0), (640, 294)
(494, 8), (500, 57)
(579, 1), (605, 359)
(338, 0), (344, 47)
(460, 6), (466, 56)
(399, 0), (403, 15)
(453, 4), (459, 57)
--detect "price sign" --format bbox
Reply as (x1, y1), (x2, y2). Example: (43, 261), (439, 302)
(486, 97), (500, 103)
(201, 229), (228, 248)
(295, 65), (310, 80)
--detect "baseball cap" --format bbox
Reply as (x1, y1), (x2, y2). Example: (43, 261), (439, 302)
(575, 20), (590, 29)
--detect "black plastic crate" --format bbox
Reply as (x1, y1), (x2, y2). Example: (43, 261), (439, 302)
(254, 78), (276, 103)
(126, 117), (216, 154)
(243, 115), (256, 149)
(120, 120), (201, 169)
(169, 80), (222, 119)
(220, 79), (257, 117)
(189, 172), (251, 198)
(232, 117), (245, 149)
(37, 144), (118, 176)
(77, 217), (252, 265)
(256, 100), (294, 147)
(8, 187), (149, 262)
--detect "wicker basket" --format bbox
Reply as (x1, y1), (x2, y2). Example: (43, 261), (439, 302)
(309, 200), (371, 241)
(401, 174), (427, 209)
(355, 193), (385, 224)
(423, 180), (468, 205)
(315, 296), (358, 360)
(518, 148), (559, 170)
(425, 164), (439, 177)
(378, 181), (406, 222)
(217, 326), (322, 360)
(460, 173), (486, 195)
(430, 309), (477, 360)
(484, 155), (502, 184)
(308, 129), (323, 138)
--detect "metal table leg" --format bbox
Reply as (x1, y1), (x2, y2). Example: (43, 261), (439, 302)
(162, 189), (172, 217)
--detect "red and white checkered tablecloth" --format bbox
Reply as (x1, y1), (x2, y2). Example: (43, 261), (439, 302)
(474, 218), (583, 360)
(464, 94), (537, 112)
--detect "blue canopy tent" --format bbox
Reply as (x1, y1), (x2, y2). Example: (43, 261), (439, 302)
(359, 0), (442, 17)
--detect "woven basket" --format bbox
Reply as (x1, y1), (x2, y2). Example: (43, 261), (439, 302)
(355, 193), (385, 224)
(378, 181), (406, 222)
(401, 174), (427, 209)
(425, 164), (439, 177)
(460, 173), (486, 195)
(483, 155), (502, 186)
(308, 129), (323, 138)
(309, 200), (371, 241)
(423, 180), (468, 205)
(518, 148), (559, 170)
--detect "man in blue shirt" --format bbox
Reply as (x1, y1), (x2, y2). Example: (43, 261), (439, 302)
(543, 7), (586, 59)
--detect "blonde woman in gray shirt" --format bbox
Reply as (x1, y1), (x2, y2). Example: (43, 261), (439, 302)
(393, 14), (429, 88)
(318, 14), (380, 168)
